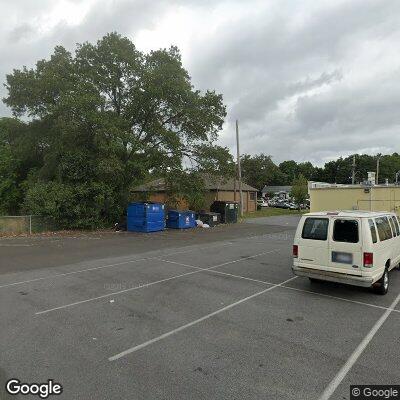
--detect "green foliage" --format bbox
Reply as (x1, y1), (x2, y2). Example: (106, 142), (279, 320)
(279, 160), (317, 184)
(242, 153), (400, 191)
(0, 143), (21, 214)
(165, 171), (207, 211)
(314, 154), (400, 184)
(3, 32), (400, 227)
(2, 33), (227, 228)
(241, 154), (286, 191)
(291, 175), (308, 206)
(23, 181), (120, 229)
(0, 118), (29, 214)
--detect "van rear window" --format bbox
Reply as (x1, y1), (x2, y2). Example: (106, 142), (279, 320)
(388, 217), (397, 236)
(375, 217), (393, 241)
(333, 219), (359, 243)
(368, 219), (377, 243)
(302, 218), (329, 240)
(391, 216), (400, 236)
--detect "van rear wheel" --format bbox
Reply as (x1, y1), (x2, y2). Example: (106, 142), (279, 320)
(374, 269), (389, 295)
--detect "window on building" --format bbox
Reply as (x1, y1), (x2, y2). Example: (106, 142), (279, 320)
(375, 217), (393, 241)
(302, 218), (329, 241)
(249, 192), (256, 201)
(333, 219), (359, 243)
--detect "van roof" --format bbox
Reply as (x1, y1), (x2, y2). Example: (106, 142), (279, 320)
(304, 210), (396, 218)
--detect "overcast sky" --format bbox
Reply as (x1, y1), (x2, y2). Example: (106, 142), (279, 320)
(1, 0), (399, 165)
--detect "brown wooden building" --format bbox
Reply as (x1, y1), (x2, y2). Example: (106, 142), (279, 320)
(131, 175), (258, 213)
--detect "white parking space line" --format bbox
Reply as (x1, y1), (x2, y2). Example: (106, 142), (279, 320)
(0, 257), (149, 289)
(158, 259), (400, 315)
(0, 242), (235, 290)
(0, 244), (34, 247)
(108, 276), (298, 361)
(157, 258), (277, 286)
(280, 285), (400, 315)
(35, 250), (277, 315)
(318, 292), (400, 400)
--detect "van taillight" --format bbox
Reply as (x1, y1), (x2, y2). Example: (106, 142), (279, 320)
(293, 245), (298, 258)
(363, 252), (373, 268)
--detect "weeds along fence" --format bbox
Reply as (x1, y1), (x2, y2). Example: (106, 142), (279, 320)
(0, 216), (59, 235)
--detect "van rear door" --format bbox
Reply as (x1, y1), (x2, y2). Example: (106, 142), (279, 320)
(298, 217), (330, 269)
(328, 217), (363, 276)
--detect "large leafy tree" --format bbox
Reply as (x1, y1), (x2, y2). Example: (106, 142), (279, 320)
(3, 33), (228, 227)
(279, 160), (316, 184)
(290, 174), (308, 207)
(241, 154), (287, 191)
(0, 117), (33, 214)
(316, 154), (400, 184)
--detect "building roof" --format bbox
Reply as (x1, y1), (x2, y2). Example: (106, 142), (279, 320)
(132, 175), (258, 193)
(309, 181), (400, 190)
(262, 185), (292, 193)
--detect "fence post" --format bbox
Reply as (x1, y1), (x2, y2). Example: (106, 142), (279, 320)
(29, 215), (32, 235)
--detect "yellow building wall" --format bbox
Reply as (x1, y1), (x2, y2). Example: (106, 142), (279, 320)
(310, 187), (400, 214)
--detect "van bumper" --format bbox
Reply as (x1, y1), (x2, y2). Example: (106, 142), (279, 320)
(292, 265), (374, 287)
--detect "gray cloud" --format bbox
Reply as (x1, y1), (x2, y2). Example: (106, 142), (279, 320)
(1, 0), (400, 165)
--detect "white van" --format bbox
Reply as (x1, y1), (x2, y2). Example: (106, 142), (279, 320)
(292, 211), (400, 294)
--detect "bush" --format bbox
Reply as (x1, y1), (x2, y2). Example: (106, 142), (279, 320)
(23, 181), (120, 229)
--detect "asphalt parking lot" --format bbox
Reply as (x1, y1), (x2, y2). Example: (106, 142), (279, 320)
(0, 215), (399, 400)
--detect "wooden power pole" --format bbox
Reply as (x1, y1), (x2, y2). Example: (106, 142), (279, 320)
(236, 120), (244, 217)
(351, 155), (356, 184)
(376, 154), (381, 185)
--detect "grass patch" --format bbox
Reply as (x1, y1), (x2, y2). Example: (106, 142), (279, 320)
(243, 208), (307, 219)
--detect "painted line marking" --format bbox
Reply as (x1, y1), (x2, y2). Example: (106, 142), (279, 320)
(280, 285), (400, 315)
(0, 257), (149, 289)
(318, 291), (400, 400)
(35, 250), (276, 315)
(108, 276), (297, 361)
(157, 259), (400, 315)
(0, 242), (235, 290)
(157, 258), (277, 286)
(0, 244), (33, 247)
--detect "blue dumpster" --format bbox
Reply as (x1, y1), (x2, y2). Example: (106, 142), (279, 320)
(127, 202), (165, 232)
(166, 210), (196, 229)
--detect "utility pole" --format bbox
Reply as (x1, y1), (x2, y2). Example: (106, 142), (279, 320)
(236, 120), (244, 217)
(376, 154), (381, 185)
(351, 155), (356, 184)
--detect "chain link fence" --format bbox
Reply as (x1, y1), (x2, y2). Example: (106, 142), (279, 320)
(0, 216), (59, 235)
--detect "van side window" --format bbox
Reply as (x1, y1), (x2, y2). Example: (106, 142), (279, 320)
(333, 219), (359, 243)
(388, 217), (396, 237)
(375, 217), (393, 241)
(391, 216), (400, 236)
(302, 218), (329, 240)
(368, 219), (377, 243)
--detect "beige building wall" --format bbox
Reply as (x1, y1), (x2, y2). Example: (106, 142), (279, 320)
(205, 190), (257, 212)
(310, 186), (400, 214)
(133, 190), (257, 212)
